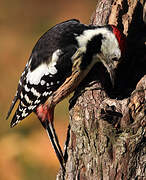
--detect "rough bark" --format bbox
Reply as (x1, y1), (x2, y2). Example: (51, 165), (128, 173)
(57, 0), (146, 179)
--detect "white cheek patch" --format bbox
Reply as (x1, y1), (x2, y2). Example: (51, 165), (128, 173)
(76, 28), (121, 60)
(101, 33), (120, 59)
(76, 28), (108, 48)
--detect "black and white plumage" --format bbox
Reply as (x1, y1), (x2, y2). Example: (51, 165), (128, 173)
(6, 19), (125, 168)
(7, 19), (80, 126)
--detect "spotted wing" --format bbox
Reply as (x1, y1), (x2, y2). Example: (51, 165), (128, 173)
(6, 19), (87, 127)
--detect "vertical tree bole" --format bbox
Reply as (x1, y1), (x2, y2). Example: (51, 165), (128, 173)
(57, 0), (146, 179)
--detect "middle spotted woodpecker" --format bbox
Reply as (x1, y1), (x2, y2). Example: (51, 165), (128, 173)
(6, 19), (125, 169)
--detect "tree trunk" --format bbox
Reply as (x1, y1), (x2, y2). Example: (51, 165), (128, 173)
(57, 0), (146, 179)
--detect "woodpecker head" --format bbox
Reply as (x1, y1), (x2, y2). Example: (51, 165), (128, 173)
(75, 24), (126, 86)
(93, 25), (126, 86)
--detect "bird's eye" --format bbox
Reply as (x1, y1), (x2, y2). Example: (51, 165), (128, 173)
(112, 57), (119, 61)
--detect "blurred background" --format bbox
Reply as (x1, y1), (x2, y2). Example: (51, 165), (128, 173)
(0, 0), (96, 179)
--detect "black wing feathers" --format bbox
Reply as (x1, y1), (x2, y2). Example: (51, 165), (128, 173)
(6, 19), (91, 127)
(30, 19), (81, 71)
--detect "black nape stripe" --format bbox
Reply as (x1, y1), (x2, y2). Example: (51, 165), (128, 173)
(86, 34), (103, 55)
(80, 34), (103, 70)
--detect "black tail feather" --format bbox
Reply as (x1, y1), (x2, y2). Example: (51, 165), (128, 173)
(37, 116), (65, 171)
(10, 112), (20, 128)
(10, 104), (32, 128)
(6, 95), (18, 120)
(45, 120), (65, 171)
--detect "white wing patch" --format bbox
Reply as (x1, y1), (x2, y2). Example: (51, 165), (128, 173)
(52, 49), (62, 62)
(26, 49), (62, 85)
(26, 63), (50, 85)
(47, 49), (62, 75)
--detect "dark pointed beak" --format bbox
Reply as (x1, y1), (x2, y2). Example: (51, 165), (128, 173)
(109, 69), (116, 87)
(108, 61), (119, 87)
(97, 53), (119, 87)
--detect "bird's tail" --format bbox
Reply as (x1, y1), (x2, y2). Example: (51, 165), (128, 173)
(6, 91), (31, 128)
(45, 120), (65, 171)
(37, 115), (65, 171)
(6, 93), (18, 120)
